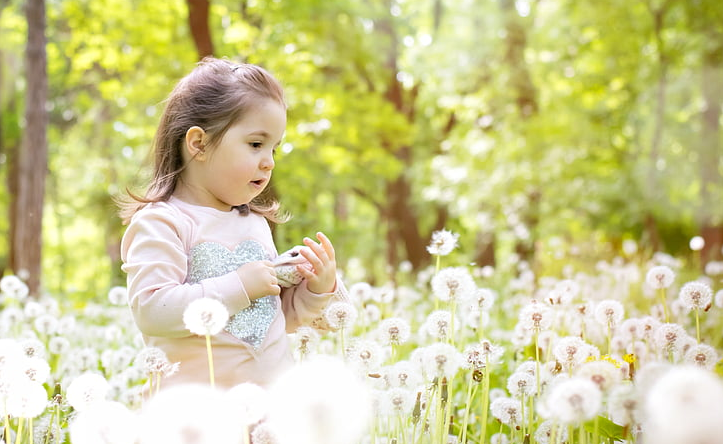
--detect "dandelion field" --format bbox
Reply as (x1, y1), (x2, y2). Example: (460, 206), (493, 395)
(1, 233), (723, 444)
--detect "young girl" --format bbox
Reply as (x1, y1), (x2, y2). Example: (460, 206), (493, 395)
(120, 57), (346, 389)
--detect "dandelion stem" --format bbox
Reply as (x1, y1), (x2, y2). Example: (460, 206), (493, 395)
(14, 417), (24, 444)
(658, 288), (669, 323)
(205, 333), (215, 388)
(459, 372), (478, 444)
(695, 308), (701, 342)
(480, 361), (490, 444)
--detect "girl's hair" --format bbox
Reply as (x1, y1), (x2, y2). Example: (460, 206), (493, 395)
(119, 57), (288, 224)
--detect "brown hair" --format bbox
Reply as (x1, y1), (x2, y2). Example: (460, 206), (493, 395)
(119, 57), (287, 224)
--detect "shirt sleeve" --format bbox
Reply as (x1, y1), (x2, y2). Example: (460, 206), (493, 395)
(120, 206), (251, 338)
(280, 277), (349, 333)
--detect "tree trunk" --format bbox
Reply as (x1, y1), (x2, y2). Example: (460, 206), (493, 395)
(698, 48), (723, 263)
(187, 0), (214, 59)
(11, 0), (48, 295)
(376, 3), (429, 271)
(499, 0), (539, 265)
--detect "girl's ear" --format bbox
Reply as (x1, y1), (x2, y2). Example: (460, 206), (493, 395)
(185, 126), (207, 160)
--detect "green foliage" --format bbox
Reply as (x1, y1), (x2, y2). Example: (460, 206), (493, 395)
(0, 0), (721, 297)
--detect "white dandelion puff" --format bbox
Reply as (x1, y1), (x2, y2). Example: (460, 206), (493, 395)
(544, 377), (602, 425)
(608, 384), (640, 427)
(677, 281), (713, 311)
(137, 384), (244, 444)
(507, 371), (537, 397)
(384, 360), (422, 389)
(69, 400), (139, 444)
(593, 299), (625, 328)
(267, 356), (372, 444)
(66, 372), (110, 412)
(490, 397), (523, 425)
(107, 286), (128, 306)
(575, 359), (621, 392)
(642, 365), (723, 444)
(431, 267), (476, 302)
(0, 275), (29, 300)
(226, 382), (269, 426)
(534, 420), (568, 444)
(5, 380), (48, 418)
(519, 300), (554, 332)
(323, 300), (358, 331)
(378, 317), (411, 346)
(348, 282), (374, 303)
(552, 336), (590, 371)
(423, 310), (456, 341)
(420, 342), (464, 381)
(346, 339), (385, 374)
(683, 343), (719, 370)
(426, 229), (459, 256)
(653, 323), (689, 357)
(183, 298), (229, 336)
(464, 340), (504, 370)
(645, 265), (675, 290)
(379, 387), (416, 417)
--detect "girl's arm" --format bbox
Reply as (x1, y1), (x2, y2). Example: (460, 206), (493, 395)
(121, 207), (251, 338)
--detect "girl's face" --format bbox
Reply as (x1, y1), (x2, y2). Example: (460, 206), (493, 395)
(182, 98), (286, 211)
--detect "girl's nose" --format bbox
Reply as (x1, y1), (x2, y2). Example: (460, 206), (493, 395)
(260, 153), (275, 170)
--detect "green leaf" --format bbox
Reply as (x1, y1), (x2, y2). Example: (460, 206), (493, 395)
(583, 416), (626, 441)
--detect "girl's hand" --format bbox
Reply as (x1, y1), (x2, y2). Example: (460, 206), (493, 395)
(298, 232), (337, 294)
(236, 260), (280, 300)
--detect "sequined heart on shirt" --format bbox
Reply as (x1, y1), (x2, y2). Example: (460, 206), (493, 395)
(187, 240), (277, 349)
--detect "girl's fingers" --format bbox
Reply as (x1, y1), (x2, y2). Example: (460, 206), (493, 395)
(316, 232), (336, 261)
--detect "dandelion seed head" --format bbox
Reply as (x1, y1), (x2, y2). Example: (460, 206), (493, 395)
(5, 380), (48, 418)
(490, 433), (509, 444)
(24, 300), (45, 318)
(431, 267), (476, 302)
(107, 286), (128, 306)
(379, 387), (415, 416)
(423, 310), (455, 341)
(645, 265), (675, 290)
(593, 299), (625, 328)
(33, 314), (59, 335)
(21, 356), (51, 384)
(426, 229), (459, 256)
(421, 342), (463, 380)
(715, 289), (723, 309)
(544, 377), (602, 425)
(519, 300), (554, 332)
(267, 356), (372, 444)
(70, 400), (138, 444)
(348, 282), (373, 303)
(677, 281), (713, 311)
(469, 287), (496, 310)
(464, 340), (504, 370)
(138, 384), (244, 444)
(490, 397), (523, 425)
(553, 279), (580, 304)
(250, 421), (281, 444)
(346, 339), (385, 374)
(642, 366), (723, 444)
(294, 326), (320, 358)
(653, 323), (689, 356)
(535, 419), (568, 444)
(226, 382), (269, 425)
(0, 275), (29, 300)
(689, 236), (705, 251)
(324, 300), (358, 331)
(384, 360), (422, 389)
(378, 317), (411, 346)
(683, 343), (719, 370)
(183, 297), (229, 336)
(608, 384), (640, 427)
(552, 336), (590, 370)
(507, 371), (537, 397)
(575, 359), (621, 392)
(66, 372), (110, 412)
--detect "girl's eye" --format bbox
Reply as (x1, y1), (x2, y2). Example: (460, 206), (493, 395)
(250, 141), (263, 149)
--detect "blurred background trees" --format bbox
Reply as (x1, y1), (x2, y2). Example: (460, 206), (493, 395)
(0, 0), (721, 299)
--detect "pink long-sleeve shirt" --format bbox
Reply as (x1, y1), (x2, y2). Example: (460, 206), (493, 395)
(121, 197), (337, 389)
